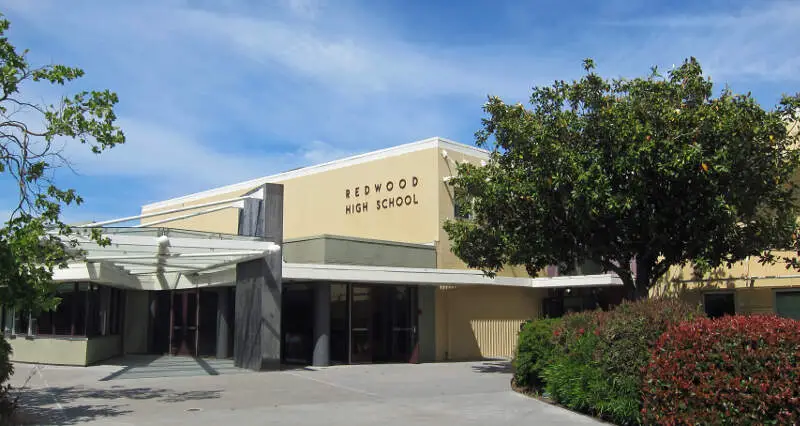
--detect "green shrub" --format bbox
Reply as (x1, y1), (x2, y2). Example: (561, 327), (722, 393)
(592, 298), (702, 424)
(0, 335), (14, 425)
(514, 298), (702, 425)
(543, 312), (605, 412)
(513, 318), (561, 389)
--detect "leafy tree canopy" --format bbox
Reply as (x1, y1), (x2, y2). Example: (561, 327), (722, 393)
(444, 58), (800, 299)
(0, 13), (124, 313)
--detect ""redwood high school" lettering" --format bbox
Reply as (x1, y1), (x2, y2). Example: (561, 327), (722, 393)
(345, 176), (420, 215)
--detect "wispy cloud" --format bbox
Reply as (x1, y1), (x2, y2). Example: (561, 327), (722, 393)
(598, 1), (800, 82)
(1, 0), (799, 222)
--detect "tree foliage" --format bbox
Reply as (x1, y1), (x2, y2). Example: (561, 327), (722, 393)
(0, 13), (124, 313)
(444, 58), (800, 298)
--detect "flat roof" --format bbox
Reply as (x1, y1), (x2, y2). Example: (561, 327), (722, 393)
(142, 136), (489, 211)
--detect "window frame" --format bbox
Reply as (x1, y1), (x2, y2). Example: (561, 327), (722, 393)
(702, 290), (736, 318)
(773, 289), (800, 320)
(2, 283), (124, 339)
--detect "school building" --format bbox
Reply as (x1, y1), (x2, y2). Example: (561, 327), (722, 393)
(4, 136), (799, 368)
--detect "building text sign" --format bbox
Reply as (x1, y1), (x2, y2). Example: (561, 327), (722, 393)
(345, 176), (420, 215)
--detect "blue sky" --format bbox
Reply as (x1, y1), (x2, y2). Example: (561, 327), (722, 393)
(2, 0), (799, 223)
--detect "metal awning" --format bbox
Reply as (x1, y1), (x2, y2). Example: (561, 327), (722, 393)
(51, 228), (622, 291)
(52, 228), (279, 289)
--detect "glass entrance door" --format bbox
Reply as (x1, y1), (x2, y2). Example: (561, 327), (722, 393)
(281, 283), (315, 364)
(389, 286), (418, 363)
(350, 285), (373, 363)
(170, 291), (198, 356)
(348, 285), (418, 364)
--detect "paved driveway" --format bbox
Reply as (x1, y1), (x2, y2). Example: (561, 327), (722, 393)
(9, 360), (602, 425)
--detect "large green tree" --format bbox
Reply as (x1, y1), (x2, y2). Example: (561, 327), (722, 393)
(0, 13), (124, 317)
(444, 58), (800, 299)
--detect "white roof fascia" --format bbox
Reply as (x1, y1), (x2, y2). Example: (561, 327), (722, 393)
(282, 263), (622, 288)
(54, 260), (622, 292)
(142, 137), (490, 212)
(140, 263), (622, 291)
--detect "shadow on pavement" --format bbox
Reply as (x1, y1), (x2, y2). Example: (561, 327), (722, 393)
(471, 360), (513, 374)
(13, 385), (222, 425)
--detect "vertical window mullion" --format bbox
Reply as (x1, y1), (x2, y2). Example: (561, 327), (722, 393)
(71, 282), (77, 336)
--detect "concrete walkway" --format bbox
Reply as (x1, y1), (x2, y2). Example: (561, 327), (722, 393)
(98, 355), (248, 381)
(9, 360), (603, 425)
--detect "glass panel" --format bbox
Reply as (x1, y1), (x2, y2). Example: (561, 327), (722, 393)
(330, 284), (349, 364)
(776, 291), (800, 320)
(350, 285), (372, 363)
(704, 293), (735, 318)
(389, 286), (417, 363)
(73, 288), (86, 335)
(282, 284), (314, 364)
(171, 292), (197, 356)
(197, 290), (219, 357)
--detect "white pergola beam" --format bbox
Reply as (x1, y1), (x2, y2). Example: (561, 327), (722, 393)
(73, 234), (279, 252)
(84, 250), (268, 262)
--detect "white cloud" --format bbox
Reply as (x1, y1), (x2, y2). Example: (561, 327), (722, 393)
(284, 0), (325, 20)
(59, 117), (349, 192)
(599, 1), (800, 82)
(52, 117), (366, 206)
(300, 140), (353, 164)
(3, 0), (799, 221)
(176, 8), (537, 99)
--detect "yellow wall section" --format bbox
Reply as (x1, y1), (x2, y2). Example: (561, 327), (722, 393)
(434, 150), (536, 278)
(280, 148), (439, 242)
(141, 148), (441, 244)
(435, 286), (544, 360)
(10, 337), (89, 366)
(141, 189), (250, 234)
(654, 251), (800, 298)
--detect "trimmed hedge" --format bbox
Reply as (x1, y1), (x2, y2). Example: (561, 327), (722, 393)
(513, 318), (560, 389)
(512, 298), (701, 425)
(642, 315), (800, 425)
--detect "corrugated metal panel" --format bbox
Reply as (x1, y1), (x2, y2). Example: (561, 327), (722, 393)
(470, 319), (524, 359)
(439, 286), (542, 360)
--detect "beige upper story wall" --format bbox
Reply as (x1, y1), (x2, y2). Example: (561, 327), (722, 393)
(141, 142), (445, 245)
(434, 148), (532, 277)
(140, 189), (250, 234)
(654, 250), (800, 296)
(279, 147), (439, 242)
(140, 138), (532, 274)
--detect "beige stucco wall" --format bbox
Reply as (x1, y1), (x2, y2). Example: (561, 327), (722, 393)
(142, 148), (441, 244)
(653, 251), (800, 303)
(9, 335), (122, 366)
(123, 290), (150, 354)
(280, 148), (439, 242)
(86, 335), (122, 364)
(9, 337), (89, 366)
(653, 256), (800, 315)
(435, 286), (544, 361)
(141, 189), (249, 234)
(434, 150), (532, 277)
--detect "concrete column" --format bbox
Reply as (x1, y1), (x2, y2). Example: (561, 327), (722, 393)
(234, 183), (283, 371)
(312, 283), (331, 367)
(417, 286), (436, 363)
(216, 288), (229, 359)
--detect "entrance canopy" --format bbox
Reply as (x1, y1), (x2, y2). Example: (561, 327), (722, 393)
(51, 227), (622, 290)
(53, 227), (280, 290)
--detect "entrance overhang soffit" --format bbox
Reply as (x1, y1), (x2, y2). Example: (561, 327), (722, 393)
(53, 231), (280, 290)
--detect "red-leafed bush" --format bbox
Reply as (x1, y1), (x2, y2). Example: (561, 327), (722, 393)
(642, 315), (800, 425)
